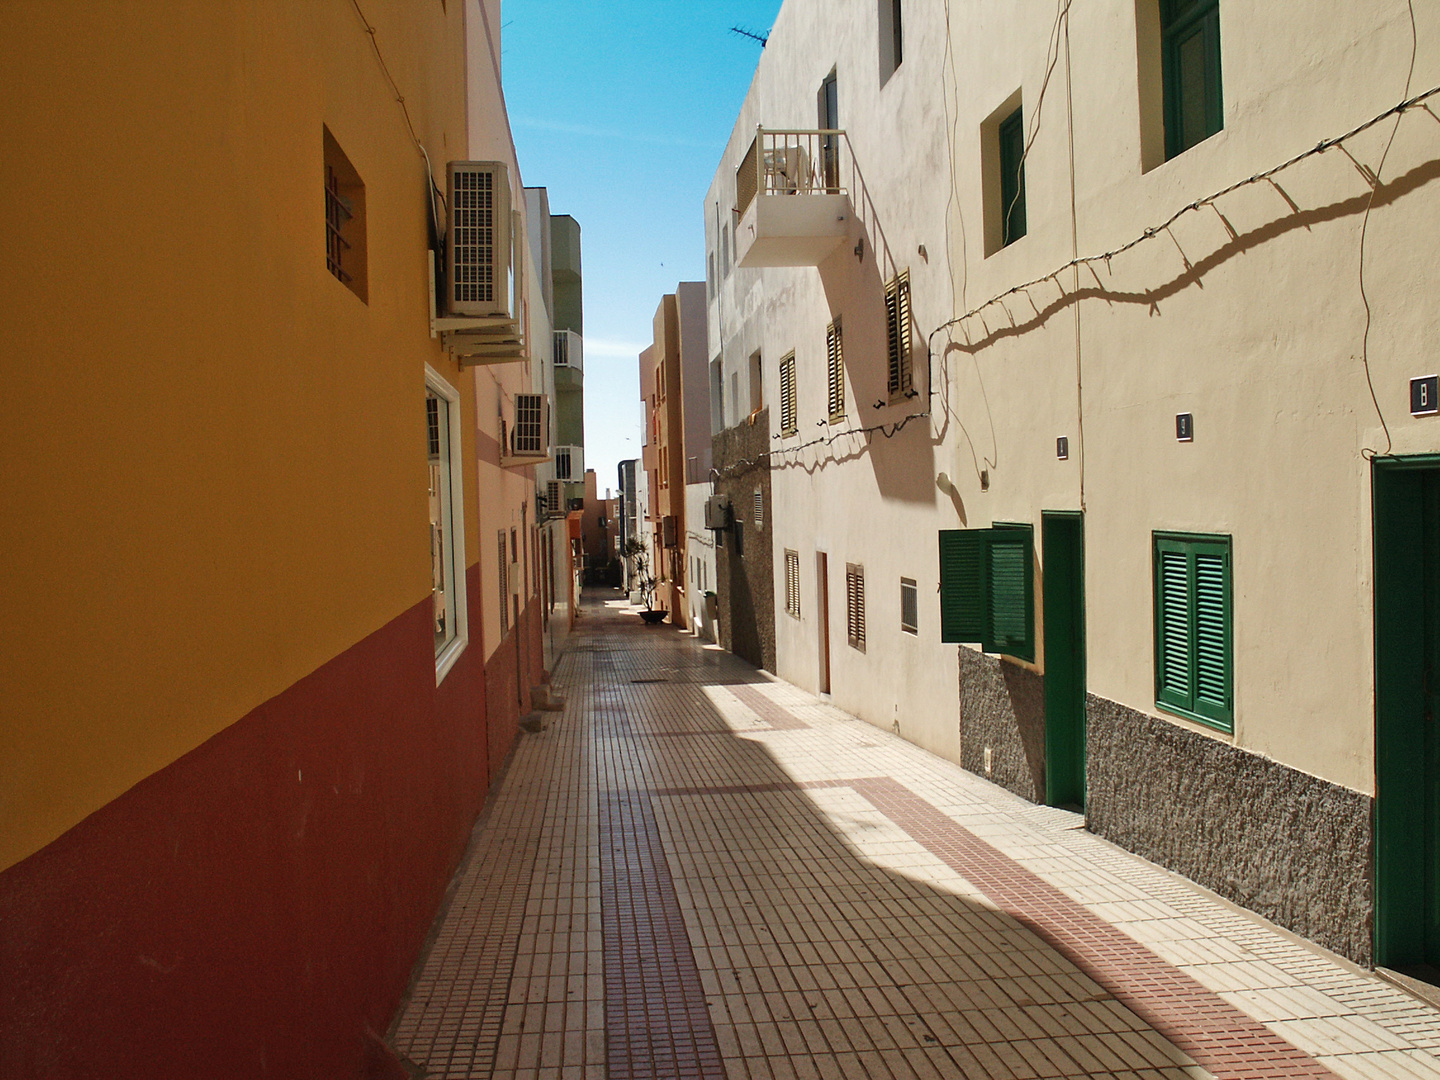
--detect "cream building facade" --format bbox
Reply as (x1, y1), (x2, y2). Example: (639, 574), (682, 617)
(707, 0), (1440, 969)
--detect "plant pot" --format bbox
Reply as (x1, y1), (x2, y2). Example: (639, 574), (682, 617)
(639, 609), (667, 625)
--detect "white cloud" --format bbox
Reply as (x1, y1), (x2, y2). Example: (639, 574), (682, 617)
(584, 337), (648, 359)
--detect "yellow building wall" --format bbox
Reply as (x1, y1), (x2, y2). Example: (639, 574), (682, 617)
(0, 1), (480, 870)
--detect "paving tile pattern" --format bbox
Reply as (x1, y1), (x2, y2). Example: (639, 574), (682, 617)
(391, 598), (1440, 1080)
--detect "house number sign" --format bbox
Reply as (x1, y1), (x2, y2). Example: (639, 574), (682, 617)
(1412, 375), (1439, 417)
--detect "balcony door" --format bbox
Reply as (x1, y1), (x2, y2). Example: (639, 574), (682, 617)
(818, 71), (839, 191)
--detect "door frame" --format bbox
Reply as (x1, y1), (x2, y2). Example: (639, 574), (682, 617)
(816, 551), (832, 694)
(1042, 511), (1086, 809)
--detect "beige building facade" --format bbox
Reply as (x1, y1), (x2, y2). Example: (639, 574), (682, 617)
(708, 0), (1440, 968)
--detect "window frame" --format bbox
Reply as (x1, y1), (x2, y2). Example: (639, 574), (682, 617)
(426, 365), (468, 683)
(1161, 0), (1223, 160)
(938, 524), (1034, 662)
(1152, 531), (1233, 732)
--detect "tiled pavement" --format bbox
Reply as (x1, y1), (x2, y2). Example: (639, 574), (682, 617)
(391, 597), (1440, 1080)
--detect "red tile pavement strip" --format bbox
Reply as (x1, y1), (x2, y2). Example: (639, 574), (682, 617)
(653, 776), (1339, 1080)
(725, 683), (810, 730)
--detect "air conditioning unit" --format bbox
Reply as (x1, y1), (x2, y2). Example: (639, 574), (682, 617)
(704, 495), (731, 530)
(500, 393), (550, 467)
(547, 479), (562, 518)
(445, 161), (512, 317)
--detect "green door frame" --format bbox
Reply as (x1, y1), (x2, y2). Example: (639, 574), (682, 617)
(1373, 455), (1440, 969)
(1043, 511), (1086, 809)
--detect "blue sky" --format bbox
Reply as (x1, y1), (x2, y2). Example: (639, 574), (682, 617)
(501, 0), (783, 493)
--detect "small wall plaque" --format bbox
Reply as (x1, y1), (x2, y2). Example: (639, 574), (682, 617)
(1176, 413), (1193, 442)
(1056, 436), (1069, 460)
(1411, 376), (1439, 417)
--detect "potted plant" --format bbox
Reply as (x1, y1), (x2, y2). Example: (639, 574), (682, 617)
(621, 538), (667, 624)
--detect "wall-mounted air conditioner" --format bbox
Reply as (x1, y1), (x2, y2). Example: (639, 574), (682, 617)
(445, 161), (512, 317)
(500, 393), (550, 467)
(704, 495), (731, 530)
(546, 479), (562, 518)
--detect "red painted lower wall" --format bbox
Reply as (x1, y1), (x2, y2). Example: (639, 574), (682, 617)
(0, 564), (490, 1080)
(483, 595), (546, 777)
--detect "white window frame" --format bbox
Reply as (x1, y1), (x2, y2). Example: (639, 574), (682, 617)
(427, 364), (469, 684)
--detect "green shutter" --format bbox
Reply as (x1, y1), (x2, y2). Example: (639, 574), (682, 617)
(998, 107), (1027, 246)
(1162, 0), (1223, 159)
(1154, 533), (1232, 732)
(987, 527), (1034, 661)
(939, 530), (986, 643)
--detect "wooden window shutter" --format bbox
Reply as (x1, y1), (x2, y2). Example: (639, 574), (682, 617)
(939, 530), (986, 644)
(785, 549), (800, 617)
(986, 527), (1034, 661)
(827, 319), (845, 422)
(885, 273), (912, 399)
(1153, 533), (1232, 731)
(780, 354), (797, 435)
(1192, 543), (1231, 724)
(845, 562), (865, 651)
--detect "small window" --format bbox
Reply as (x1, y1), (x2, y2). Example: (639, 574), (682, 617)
(998, 107), (1027, 248)
(427, 369), (467, 681)
(323, 127), (368, 302)
(729, 371), (740, 428)
(885, 272), (913, 400)
(785, 549), (801, 618)
(1162, 0), (1223, 158)
(826, 319), (845, 423)
(721, 223), (731, 277)
(846, 563), (866, 652)
(749, 350), (764, 414)
(1154, 532), (1232, 731)
(879, 0), (904, 82)
(753, 488), (764, 529)
(779, 353), (798, 436)
(900, 577), (918, 634)
(938, 524), (1034, 661)
(708, 253), (716, 299)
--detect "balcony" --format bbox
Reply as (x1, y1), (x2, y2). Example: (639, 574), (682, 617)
(554, 330), (583, 372)
(734, 129), (852, 268)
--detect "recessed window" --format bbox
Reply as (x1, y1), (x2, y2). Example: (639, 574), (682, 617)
(323, 127), (367, 302)
(1153, 532), (1232, 731)
(785, 549), (801, 618)
(998, 107), (1027, 247)
(779, 352), (798, 436)
(497, 530), (509, 633)
(749, 350), (764, 414)
(826, 318), (845, 423)
(900, 577), (918, 634)
(938, 523), (1034, 661)
(846, 563), (866, 652)
(427, 368), (467, 681)
(885, 272), (913, 400)
(879, 0), (904, 83)
(1162, 0), (1223, 158)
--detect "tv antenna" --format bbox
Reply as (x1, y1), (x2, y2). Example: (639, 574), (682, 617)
(729, 25), (768, 47)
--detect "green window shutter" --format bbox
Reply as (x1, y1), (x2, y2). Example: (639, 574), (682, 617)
(1161, 0), (1223, 158)
(1153, 532), (1232, 731)
(998, 106), (1027, 246)
(986, 527), (1034, 662)
(1155, 542), (1194, 713)
(939, 530), (986, 643)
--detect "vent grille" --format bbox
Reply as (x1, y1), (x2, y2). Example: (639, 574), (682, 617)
(512, 393), (546, 455)
(548, 479), (562, 515)
(452, 169), (495, 305)
(754, 488), (764, 529)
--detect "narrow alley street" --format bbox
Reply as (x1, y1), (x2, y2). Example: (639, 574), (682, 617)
(391, 597), (1440, 1080)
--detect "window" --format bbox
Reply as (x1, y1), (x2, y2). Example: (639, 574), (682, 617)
(785, 549), (801, 618)
(779, 353), (798, 436)
(885, 272), (913, 400)
(1162, 0), (1222, 158)
(879, 0), (904, 82)
(708, 252), (715, 299)
(749, 350), (764, 414)
(721, 223), (731, 277)
(845, 563), (866, 652)
(427, 368), (467, 681)
(998, 106), (1027, 248)
(938, 524), (1034, 661)
(323, 127), (367, 302)
(497, 530), (509, 632)
(730, 371), (740, 428)
(753, 488), (764, 529)
(900, 577), (918, 634)
(826, 319), (845, 423)
(1153, 532), (1232, 731)
(819, 71), (840, 191)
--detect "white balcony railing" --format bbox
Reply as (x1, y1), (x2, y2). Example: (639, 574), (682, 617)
(554, 329), (583, 372)
(734, 128), (852, 268)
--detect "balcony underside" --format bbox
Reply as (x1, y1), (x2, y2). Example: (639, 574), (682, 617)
(736, 192), (851, 268)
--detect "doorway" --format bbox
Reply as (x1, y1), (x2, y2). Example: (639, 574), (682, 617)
(817, 551), (832, 694)
(1043, 513), (1086, 809)
(1374, 457), (1440, 974)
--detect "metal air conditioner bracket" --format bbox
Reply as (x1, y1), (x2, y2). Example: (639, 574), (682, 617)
(428, 254), (527, 366)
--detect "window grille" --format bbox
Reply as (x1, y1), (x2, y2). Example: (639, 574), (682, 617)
(325, 165), (352, 284)
(547, 479), (561, 516)
(826, 319), (845, 422)
(900, 577), (918, 634)
(554, 331), (570, 367)
(555, 447), (573, 480)
(885, 273), (913, 399)
(426, 397), (441, 459)
(779, 353), (798, 435)
(845, 563), (866, 652)
(510, 393), (546, 456)
(785, 549), (801, 618)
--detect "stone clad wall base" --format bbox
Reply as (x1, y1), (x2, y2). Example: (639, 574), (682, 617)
(958, 648), (1046, 804)
(1086, 695), (1374, 966)
(713, 414), (775, 673)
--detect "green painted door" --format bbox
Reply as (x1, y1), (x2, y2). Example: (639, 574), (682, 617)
(1374, 459), (1440, 974)
(1043, 513), (1086, 809)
